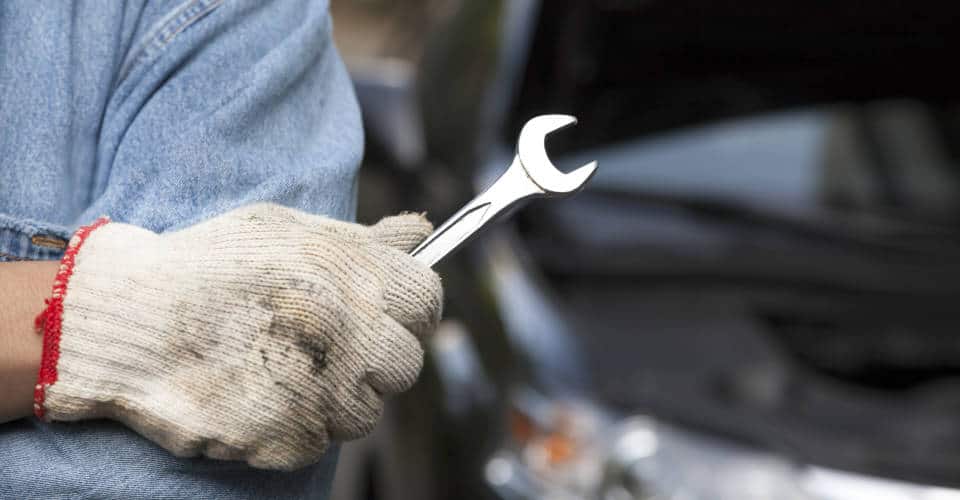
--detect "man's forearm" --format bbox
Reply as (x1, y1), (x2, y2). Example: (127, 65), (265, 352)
(0, 261), (57, 423)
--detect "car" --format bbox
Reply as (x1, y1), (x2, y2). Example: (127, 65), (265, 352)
(339, 1), (960, 498)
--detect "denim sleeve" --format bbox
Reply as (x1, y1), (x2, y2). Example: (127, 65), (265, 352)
(78, 0), (363, 232)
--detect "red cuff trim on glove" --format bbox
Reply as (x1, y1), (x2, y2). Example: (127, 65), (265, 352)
(33, 217), (110, 419)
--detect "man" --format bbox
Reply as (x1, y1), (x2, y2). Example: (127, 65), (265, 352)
(0, 1), (441, 498)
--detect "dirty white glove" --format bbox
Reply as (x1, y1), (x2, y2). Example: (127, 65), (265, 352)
(34, 203), (442, 470)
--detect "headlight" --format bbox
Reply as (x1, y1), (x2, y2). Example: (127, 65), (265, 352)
(485, 389), (960, 500)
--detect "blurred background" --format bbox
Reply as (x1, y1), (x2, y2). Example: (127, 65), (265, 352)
(329, 1), (960, 499)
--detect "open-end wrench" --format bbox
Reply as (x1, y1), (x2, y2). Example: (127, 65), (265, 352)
(411, 114), (598, 267)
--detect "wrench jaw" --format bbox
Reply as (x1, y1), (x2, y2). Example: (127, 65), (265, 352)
(517, 114), (599, 195)
(547, 159), (597, 196)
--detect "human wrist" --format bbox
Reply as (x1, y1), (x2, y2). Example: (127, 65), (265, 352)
(0, 260), (58, 422)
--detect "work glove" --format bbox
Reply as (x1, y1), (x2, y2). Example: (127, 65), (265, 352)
(33, 203), (442, 471)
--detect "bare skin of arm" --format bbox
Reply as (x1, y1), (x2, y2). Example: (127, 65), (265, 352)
(0, 261), (57, 423)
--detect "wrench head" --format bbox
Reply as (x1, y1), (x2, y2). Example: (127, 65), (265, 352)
(517, 114), (598, 195)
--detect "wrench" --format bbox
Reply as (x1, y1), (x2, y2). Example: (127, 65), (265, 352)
(411, 114), (598, 267)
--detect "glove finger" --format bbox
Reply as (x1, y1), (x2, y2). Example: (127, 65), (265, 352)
(205, 439), (246, 463)
(325, 373), (385, 441)
(369, 213), (434, 252)
(380, 250), (443, 339)
(362, 315), (425, 395)
(248, 433), (329, 471)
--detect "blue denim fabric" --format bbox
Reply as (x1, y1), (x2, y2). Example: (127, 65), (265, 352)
(0, 0), (362, 498)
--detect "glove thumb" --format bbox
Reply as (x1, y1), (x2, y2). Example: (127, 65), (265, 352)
(371, 212), (434, 252)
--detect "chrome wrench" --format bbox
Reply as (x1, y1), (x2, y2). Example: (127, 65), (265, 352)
(411, 114), (598, 267)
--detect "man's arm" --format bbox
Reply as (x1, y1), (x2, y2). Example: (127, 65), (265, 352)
(76, 0), (362, 232)
(0, 261), (57, 422)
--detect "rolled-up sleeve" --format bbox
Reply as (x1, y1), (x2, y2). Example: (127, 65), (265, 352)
(78, 0), (362, 232)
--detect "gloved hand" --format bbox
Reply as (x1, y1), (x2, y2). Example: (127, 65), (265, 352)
(33, 203), (442, 470)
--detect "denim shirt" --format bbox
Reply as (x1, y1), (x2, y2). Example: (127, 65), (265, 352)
(0, 1), (362, 498)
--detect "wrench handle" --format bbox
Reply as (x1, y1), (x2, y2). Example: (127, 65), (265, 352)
(410, 201), (493, 267)
(411, 158), (541, 267)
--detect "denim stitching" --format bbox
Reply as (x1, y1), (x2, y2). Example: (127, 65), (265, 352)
(0, 234), (65, 261)
(0, 215), (72, 262)
(0, 251), (25, 261)
(117, 0), (224, 85)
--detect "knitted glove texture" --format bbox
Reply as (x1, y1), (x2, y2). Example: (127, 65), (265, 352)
(40, 203), (442, 470)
